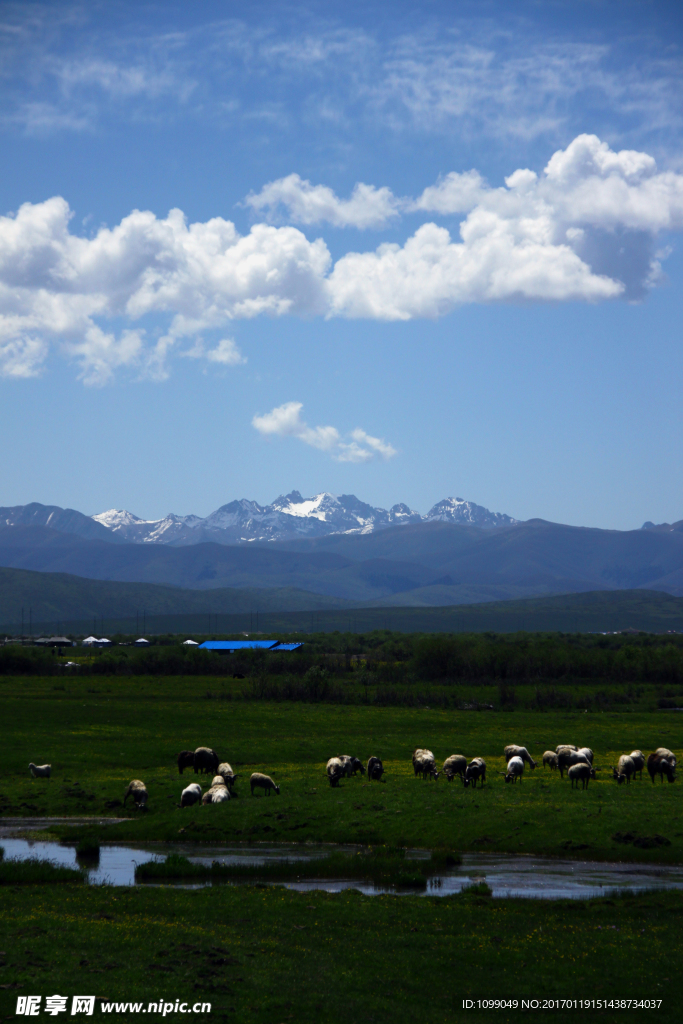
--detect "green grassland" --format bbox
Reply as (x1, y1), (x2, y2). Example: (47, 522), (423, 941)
(1, 674), (682, 859)
(3, 673), (683, 1022)
(0, 884), (681, 1023)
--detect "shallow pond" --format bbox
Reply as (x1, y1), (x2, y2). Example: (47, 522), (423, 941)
(2, 820), (683, 898)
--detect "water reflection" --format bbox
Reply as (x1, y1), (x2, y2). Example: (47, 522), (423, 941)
(2, 825), (683, 898)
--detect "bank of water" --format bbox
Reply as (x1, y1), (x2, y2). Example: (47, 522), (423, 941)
(3, 821), (683, 897)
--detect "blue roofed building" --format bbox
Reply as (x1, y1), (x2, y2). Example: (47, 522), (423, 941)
(197, 640), (303, 653)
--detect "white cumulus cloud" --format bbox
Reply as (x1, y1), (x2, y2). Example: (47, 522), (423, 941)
(328, 134), (683, 315)
(252, 402), (397, 463)
(245, 173), (401, 229)
(0, 197), (329, 384)
(1, 135), (683, 383)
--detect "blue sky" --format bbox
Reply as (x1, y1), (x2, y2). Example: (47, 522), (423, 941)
(1, 0), (683, 529)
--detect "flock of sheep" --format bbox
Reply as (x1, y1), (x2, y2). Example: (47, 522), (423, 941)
(408, 743), (678, 791)
(177, 746), (280, 809)
(26, 741), (678, 812)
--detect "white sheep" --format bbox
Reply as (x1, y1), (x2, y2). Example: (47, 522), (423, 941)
(612, 754), (636, 785)
(555, 744), (578, 755)
(211, 775), (227, 788)
(412, 748), (439, 780)
(216, 762), (238, 788)
(326, 757), (345, 787)
(180, 782), (202, 807)
(629, 750), (645, 779)
(655, 747), (677, 767)
(123, 779), (148, 808)
(337, 755), (365, 776)
(443, 754), (467, 781)
(557, 750), (590, 778)
(202, 784), (230, 804)
(503, 745), (537, 769)
(28, 763), (51, 779)
(542, 751), (559, 770)
(503, 755), (525, 783)
(568, 763), (596, 789)
(250, 772), (280, 796)
(578, 747), (594, 764)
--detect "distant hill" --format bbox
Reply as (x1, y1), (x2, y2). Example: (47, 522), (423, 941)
(0, 566), (352, 631)
(4, 586), (682, 637)
(3, 515), (683, 606)
(166, 589), (683, 635)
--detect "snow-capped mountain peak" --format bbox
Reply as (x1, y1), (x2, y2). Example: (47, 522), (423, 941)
(92, 509), (147, 528)
(80, 492), (518, 546)
(425, 497), (517, 529)
(273, 491), (340, 520)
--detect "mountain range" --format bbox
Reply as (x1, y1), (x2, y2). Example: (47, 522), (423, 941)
(0, 493), (517, 546)
(2, 512), (683, 607)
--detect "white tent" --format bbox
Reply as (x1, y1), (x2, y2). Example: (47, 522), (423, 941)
(182, 639), (199, 645)
(134, 638), (150, 646)
(82, 636), (99, 645)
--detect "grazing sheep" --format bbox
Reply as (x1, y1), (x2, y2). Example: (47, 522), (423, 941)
(216, 762), (238, 788)
(612, 754), (636, 785)
(654, 747), (677, 768)
(629, 750), (645, 779)
(337, 755), (366, 777)
(202, 784), (230, 804)
(250, 772), (280, 796)
(367, 756), (385, 781)
(555, 745), (578, 755)
(28, 763), (51, 779)
(577, 747), (594, 765)
(542, 751), (559, 771)
(503, 745), (537, 769)
(180, 782), (202, 807)
(412, 748), (439, 780)
(462, 757), (486, 788)
(123, 779), (148, 808)
(193, 747), (220, 775)
(326, 757), (345, 787)
(557, 750), (590, 778)
(647, 752), (677, 784)
(503, 755), (524, 783)
(177, 750), (195, 774)
(443, 754), (467, 782)
(568, 763), (596, 790)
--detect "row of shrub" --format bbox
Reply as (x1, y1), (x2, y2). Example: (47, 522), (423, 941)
(5, 629), (683, 685)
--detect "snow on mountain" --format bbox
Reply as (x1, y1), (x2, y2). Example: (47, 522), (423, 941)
(424, 497), (517, 529)
(92, 509), (147, 529)
(84, 492), (517, 545)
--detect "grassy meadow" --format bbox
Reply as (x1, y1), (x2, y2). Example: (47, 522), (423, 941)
(1, 673), (682, 858)
(0, 883), (681, 1023)
(2, 671), (683, 1021)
